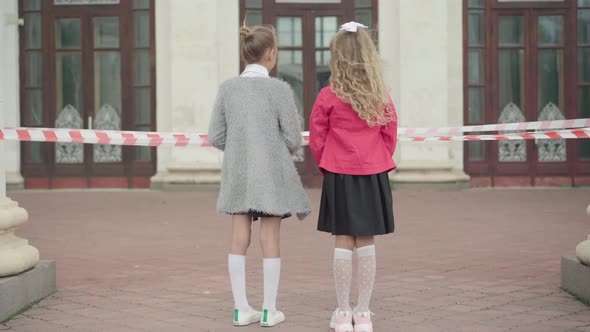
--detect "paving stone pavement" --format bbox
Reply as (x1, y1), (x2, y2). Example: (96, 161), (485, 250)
(2, 188), (590, 332)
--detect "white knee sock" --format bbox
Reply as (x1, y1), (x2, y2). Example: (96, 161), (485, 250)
(334, 248), (353, 312)
(228, 254), (250, 311)
(263, 258), (281, 312)
(355, 245), (376, 314)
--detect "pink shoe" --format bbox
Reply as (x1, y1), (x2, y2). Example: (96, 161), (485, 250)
(329, 309), (353, 332)
(353, 311), (373, 332)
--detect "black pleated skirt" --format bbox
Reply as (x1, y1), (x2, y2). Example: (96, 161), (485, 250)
(317, 171), (395, 236)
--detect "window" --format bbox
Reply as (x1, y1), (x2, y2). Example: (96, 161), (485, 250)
(244, 0), (263, 26)
(22, 0), (44, 164)
(133, 0), (154, 161)
(466, 0), (486, 162)
(579, 0), (590, 159)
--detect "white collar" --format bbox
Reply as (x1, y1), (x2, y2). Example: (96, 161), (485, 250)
(241, 64), (270, 78)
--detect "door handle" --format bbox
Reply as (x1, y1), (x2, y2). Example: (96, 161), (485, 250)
(88, 116), (93, 130)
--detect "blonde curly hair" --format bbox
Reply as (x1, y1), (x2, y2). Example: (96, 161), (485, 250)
(329, 28), (393, 126)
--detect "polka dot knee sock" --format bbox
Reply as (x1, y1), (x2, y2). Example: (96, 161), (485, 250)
(333, 248), (353, 311)
(355, 245), (376, 314)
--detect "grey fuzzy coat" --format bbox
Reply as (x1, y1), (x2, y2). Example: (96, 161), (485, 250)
(208, 77), (311, 220)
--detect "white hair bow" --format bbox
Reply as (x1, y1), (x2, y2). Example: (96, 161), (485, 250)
(340, 21), (368, 32)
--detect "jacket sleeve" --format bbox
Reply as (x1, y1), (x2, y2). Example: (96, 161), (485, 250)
(380, 96), (398, 157)
(207, 84), (227, 151)
(277, 85), (303, 155)
(309, 91), (330, 168)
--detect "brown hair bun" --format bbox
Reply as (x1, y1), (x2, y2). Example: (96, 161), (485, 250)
(240, 26), (254, 41)
(240, 25), (276, 64)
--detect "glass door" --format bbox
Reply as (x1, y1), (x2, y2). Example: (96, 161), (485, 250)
(19, 0), (156, 188)
(492, 9), (572, 183)
(53, 16), (86, 177)
(273, 9), (343, 186)
(495, 12), (530, 179)
(533, 11), (570, 177)
(51, 10), (127, 180)
(276, 14), (305, 166)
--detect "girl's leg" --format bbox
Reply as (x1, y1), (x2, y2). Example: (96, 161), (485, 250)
(336, 235), (355, 251)
(330, 236), (355, 331)
(229, 215), (252, 312)
(334, 235), (354, 311)
(259, 217), (284, 326)
(354, 236), (376, 314)
(231, 215), (252, 255)
(260, 217), (281, 258)
(260, 217), (282, 311)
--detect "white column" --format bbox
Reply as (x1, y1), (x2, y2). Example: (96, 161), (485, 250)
(0, 0), (40, 277)
(380, 0), (469, 183)
(2, 0), (24, 190)
(151, 0), (239, 188)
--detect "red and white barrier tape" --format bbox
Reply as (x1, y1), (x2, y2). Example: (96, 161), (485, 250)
(1, 126), (589, 147)
(0, 128), (209, 147)
(300, 118), (590, 136)
(397, 128), (590, 142)
(397, 118), (590, 134)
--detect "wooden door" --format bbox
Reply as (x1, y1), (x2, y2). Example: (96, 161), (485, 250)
(20, 0), (156, 188)
(491, 8), (574, 184)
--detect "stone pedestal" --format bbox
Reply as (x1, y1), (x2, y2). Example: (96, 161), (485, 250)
(0, 1), (56, 324)
(561, 256), (590, 304)
(0, 260), (56, 323)
(151, 161), (221, 189)
(391, 160), (470, 187)
(561, 204), (590, 304)
(0, 192), (56, 324)
(6, 172), (24, 191)
(0, 197), (39, 277)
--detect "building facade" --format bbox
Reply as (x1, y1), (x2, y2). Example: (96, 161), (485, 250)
(0, 0), (588, 189)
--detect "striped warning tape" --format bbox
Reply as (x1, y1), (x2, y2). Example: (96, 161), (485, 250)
(299, 118), (590, 136)
(397, 118), (590, 135)
(0, 128), (208, 147)
(1, 126), (589, 147)
(397, 128), (590, 142)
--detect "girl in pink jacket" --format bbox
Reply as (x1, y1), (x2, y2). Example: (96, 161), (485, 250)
(309, 22), (398, 332)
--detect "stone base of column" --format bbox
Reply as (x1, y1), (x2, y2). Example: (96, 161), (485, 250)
(6, 172), (24, 191)
(391, 161), (470, 188)
(0, 260), (56, 323)
(0, 197), (39, 277)
(151, 163), (221, 190)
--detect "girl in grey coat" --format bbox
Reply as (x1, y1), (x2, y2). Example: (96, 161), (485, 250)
(208, 25), (311, 328)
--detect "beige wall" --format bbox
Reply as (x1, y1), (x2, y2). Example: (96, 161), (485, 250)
(2, 0), (467, 189)
(153, 0), (467, 186)
(380, 0), (467, 183)
(152, 0), (239, 187)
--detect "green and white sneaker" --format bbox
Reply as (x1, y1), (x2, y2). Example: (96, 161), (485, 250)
(233, 307), (262, 326)
(260, 309), (285, 327)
